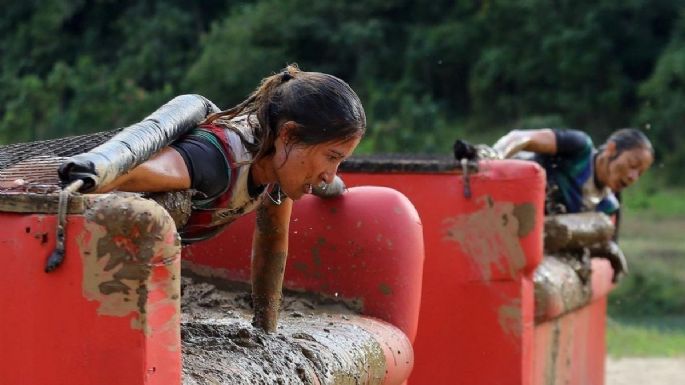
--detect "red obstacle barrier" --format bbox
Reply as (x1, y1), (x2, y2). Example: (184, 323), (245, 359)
(1, 186), (421, 385)
(532, 258), (615, 385)
(340, 158), (546, 385)
(0, 193), (182, 385)
(183, 186), (424, 383)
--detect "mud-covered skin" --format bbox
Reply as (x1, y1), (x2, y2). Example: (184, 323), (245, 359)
(589, 240), (629, 282)
(533, 255), (592, 323)
(181, 277), (389, 385)
(252, 201), (291, 333)
(145, 190), (193, 229)
(78, 193), (181, 331)
(251, 250), (287, 332)
(543, 212), (614, 252)
(535, 212), (625, 322)
(542, 211), (627, 283)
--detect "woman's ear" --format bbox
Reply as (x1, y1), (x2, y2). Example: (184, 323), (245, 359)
(278, 121), (298, 145)
(605, 141), (617, 158)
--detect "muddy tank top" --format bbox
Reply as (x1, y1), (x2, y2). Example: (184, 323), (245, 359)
(179, 115), (270, 243)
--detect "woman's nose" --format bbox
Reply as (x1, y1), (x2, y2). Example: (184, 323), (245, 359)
(320, 171), (334, 185)
(320, 165), (339, 185)
(628, 169), (640, 182)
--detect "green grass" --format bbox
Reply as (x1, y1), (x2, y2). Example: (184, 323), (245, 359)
(606, 316), (685, 357)
(621, 172), (685, 218)
(604, 183), (685, 357)
(608, 210), (685, 317)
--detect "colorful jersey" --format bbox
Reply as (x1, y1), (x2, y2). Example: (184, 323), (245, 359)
(533, 129), (619, 215)
(172, 115), (269, 243)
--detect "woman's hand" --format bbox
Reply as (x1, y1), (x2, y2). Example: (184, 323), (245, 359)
(250, 193), (293, 332)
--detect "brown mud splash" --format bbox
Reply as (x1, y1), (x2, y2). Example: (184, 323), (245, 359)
(443, 196), (535, 280)
(181, 277), (390, 385)
(79, 193), (181, 331)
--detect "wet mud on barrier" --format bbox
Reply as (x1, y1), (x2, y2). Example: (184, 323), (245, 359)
(181, 276), (390, 385)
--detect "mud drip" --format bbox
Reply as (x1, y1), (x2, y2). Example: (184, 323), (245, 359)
(181, 277), (388, 385)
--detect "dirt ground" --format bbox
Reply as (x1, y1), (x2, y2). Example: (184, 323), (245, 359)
(605, 357), (685, 385)
(180, 276), (390, 385)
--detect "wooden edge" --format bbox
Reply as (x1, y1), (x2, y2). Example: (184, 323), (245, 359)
(0, 192), (87, 214)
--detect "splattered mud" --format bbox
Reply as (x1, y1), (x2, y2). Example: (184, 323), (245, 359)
(181, 276), (392, 385)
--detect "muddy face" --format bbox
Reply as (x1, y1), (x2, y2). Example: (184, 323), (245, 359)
(271, 136), (360, 200)
(600, 145), (653, 192)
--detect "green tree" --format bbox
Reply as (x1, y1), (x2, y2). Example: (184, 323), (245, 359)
(637, 10), (685, 184)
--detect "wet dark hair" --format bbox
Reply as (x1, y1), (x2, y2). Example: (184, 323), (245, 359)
(602, 128), (654, 159)
(202, 64), (366, 162)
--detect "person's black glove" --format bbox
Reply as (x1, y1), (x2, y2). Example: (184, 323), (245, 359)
(453, 139), (478, 161)
(453, 139), (503, 161)
(58, 159), (98, 192)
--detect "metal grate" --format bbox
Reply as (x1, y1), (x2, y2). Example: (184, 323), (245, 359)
(0, 130), (122, 193)
(0, 156), (67, 193)
(0, 129), (122, 171)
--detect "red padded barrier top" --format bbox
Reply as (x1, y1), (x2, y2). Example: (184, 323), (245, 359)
(0, 194), (181, 385)
(183, 186), (425, 341)
(340, 158), (546, 385)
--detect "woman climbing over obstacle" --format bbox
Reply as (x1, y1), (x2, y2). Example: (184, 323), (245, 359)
(493, 127), (653, 215)
(59, 65), (366, 332)
(492, 127), (654, 282)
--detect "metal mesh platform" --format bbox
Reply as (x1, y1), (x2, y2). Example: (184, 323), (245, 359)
(0, 130), (122, 170)
(0, 130), (122, 193)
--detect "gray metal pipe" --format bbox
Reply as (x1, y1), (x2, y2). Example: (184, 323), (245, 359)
(59, 94), (219, 192)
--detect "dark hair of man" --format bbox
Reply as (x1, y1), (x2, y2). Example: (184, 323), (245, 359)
(603, 128), (654, 160)
(202, 64), (366, 162)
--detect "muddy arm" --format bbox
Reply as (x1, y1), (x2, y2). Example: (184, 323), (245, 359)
(95, 147), (191, 193)
(543, 212), (615, 252)
(544, 212), (628, 282)
(493, 129), (557, 158)
(251, 197), (293, 332)
(59, 94), (218, 192)
(590, 240), (628, 283)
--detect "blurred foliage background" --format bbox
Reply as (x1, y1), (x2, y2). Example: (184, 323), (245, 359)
(1, 0), (683, 352)
(3, 0), (685, 181)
